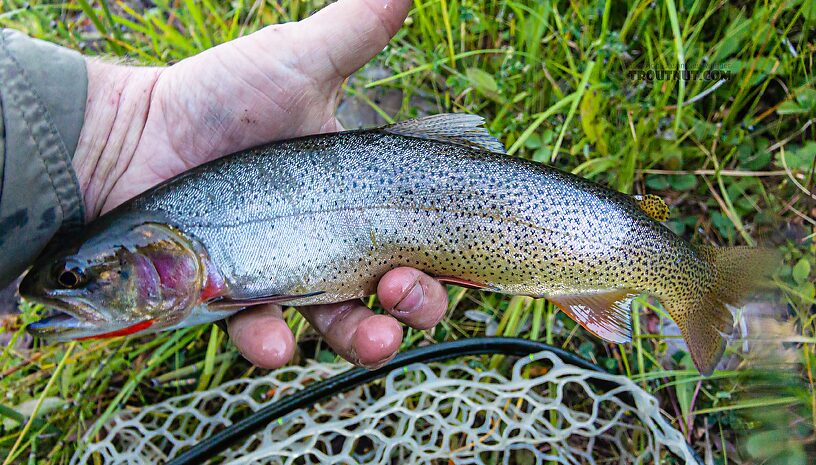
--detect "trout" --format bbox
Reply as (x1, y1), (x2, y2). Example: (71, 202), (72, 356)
(19, 114), (776, 375)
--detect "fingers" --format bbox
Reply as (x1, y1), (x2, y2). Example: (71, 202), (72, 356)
(291, 0), (411, 81)
(316, 117), (343, 134)
(377, 267), (448, 329)
(227, 304), (295, 369)
(299, 268), (447, 368)
(298, 302), (403, 368)
(228, 266), (448, 370)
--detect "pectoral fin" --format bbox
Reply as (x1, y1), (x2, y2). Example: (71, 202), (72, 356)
(547, 289), (638, 344)
(633, 194), (669, 222)
(435, 276), (488, 289)
(434, 276), (503, 291)
(207, 291), (325, 310)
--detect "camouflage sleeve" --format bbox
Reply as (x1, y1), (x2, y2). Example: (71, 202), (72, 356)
(0, 30), (87, 288)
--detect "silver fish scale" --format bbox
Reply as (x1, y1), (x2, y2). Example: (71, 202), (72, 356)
(124, 130), (706, 306)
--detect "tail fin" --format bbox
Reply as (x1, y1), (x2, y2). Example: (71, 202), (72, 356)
(668, 246), (780, 375)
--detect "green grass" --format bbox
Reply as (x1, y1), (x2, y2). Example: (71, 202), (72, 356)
(1, 0), (814, 463)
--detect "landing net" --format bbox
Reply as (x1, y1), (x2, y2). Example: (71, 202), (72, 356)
(72, 351), (697, 464)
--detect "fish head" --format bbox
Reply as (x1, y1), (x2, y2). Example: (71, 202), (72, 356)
(20, 222), (209, 341)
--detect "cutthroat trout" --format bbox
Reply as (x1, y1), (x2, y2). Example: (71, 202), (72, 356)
(20, 114), (776, 374)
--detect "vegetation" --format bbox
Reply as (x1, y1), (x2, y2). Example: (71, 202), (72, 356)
(1, 0), (814, 463)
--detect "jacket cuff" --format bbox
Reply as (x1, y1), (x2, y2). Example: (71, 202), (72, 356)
(0, 29), (87, 287)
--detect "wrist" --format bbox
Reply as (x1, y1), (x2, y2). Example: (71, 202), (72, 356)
(72, 59), (163, 221)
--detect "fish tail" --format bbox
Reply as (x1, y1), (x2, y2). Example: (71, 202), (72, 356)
(668, 245), (780, 375)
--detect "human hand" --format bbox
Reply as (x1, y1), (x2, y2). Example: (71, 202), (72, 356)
(71, 0), (449, 369)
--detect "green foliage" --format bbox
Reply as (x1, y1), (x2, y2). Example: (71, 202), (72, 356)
(746, 430), (807, 465)
(1, 0), (814, 463)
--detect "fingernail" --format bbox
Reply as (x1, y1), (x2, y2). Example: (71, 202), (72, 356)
(348, 346), (359, 366)
(352, 347), (393, 370)
(395, 280), (424, 313)
(362, 353), (395, 370)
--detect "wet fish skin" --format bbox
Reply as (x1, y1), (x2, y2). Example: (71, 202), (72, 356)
(21, 114), (777, 375)
(128, 128), (693, 303)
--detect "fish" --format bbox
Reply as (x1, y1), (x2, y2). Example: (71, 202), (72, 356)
(19, 113), (777, 375)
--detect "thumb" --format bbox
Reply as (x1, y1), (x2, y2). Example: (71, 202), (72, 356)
(293, 0), (410, 81)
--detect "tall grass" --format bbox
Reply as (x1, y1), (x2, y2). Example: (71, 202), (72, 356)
(1, 0), (814, 463)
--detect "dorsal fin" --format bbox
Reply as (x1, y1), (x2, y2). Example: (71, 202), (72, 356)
(547, 289), (638, 344)
(383, 114), (506, 154)
(633, 194), (669, 222)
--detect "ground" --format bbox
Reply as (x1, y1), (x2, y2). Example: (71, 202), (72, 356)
(0, 1), (814, 464)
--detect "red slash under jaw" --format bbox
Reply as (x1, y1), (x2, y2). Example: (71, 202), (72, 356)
(74, 319), (155, 340)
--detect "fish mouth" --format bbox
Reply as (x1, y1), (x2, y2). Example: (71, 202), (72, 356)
(26, 310), (100, 341)
(24, 296), (158, 341)
(26, 307), (157, 342)
(23, 296), (106, 341)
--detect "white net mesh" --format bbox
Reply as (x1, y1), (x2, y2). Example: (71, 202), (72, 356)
(72, 351), (698, 464)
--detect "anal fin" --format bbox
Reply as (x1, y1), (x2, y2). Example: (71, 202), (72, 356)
(208, 291), (325, 310)
(547, 289), (638, 344)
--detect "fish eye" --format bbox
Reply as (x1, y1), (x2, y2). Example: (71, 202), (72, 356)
(56, 267), (84, 289)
